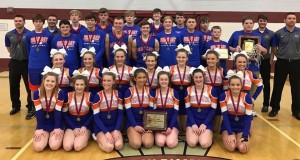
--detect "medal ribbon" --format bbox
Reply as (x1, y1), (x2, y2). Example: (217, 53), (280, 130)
(230, 91), (241, 116)
(61, 36), (71, 49)
(164, 32), (171, 48)
(187, 32), (195, 49)
(208, 68), (218, 86)
(74, 92), (85, 117)
(152, 22), (162, 34)
(160, 88), (169, 110)
(147, 71), (155, 87)
(142, 35), (151, 53)
(59, 68), (65, 87)
(34, 31), (43, 47)
(195, 85), (205, 107)
(86, 67), (94, 84)
(177, 65), (186, 86)
(87, 29), (96, 46)
(213, 41), (222, 49)
(44, 90), (54, 113)
(116, 65), (125, 84)
(135, 86), (145, 110)
(16, 30), (24, 45)
(71, 24), (81, 34)
(113, 31), (124, 46)
(103, 90), (114, 113)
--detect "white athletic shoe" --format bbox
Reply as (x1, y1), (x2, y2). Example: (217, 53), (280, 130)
(252, 111), (257, 117)
(92, 133), (97, 141)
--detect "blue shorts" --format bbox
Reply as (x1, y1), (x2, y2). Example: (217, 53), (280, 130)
(28, 68), (44, 91)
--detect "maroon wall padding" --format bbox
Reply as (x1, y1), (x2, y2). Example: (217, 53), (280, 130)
(0, 59), (9, 72)
(0, 8), (297, 23)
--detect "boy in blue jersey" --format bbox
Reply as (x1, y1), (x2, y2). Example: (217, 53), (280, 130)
(26, 14), (53, 94)
(156, 16), (182, 67)
(105, 17), (132, 66)
(228, 16), (267, 74)
(204, 26), (229, 69)
(97, 8), (113, 34)
(123, 10), (140, 40)
(69, 10), (86, 35)
(173, 11), (186, 34)
(44, 14), (60, 37)
(132, 21), (159, 67)
(228, 16), (267, 116)
(51, 19), (79, 72)
(181, 16), (203, 67)
(150, 8), (164, 37)
(78, 13), (106, 68)
(199, 16), (212, 43)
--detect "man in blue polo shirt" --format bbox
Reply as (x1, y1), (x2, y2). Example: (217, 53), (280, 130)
(269, 12), (300, 120)
(44, 14), (60, 37)
(5, 15), (34, 119)
(254, 15), (274, 113)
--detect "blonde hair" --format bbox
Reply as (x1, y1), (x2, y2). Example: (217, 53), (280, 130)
(39, 72), (59, 99)
(163, 16), (173, 22)
(124, 10), (136, 17)
(69, 10), (82, 18)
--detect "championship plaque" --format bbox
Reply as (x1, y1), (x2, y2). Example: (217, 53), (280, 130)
(143, 110), (167, 131)
(218, 49), (229, 59)
(238, 36), (261, 61)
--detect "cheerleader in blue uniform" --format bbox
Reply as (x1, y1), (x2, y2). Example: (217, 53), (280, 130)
(170, 44), (192, 131)
(92, 70), (123, 153)
(185, 66), (218, 149)
(62, 72), (93, 151)
(145, 52), (160, 90)
(78, 47), (101, 95)
(109, 44), (132, 97)
(203, 49), (228, 132)
(231, 52), (263, 108)
(32, 67), (64, 152)
(124, 68), (155, 149)
(231, 52), (263, 102)
(50, 48), (72, 97)
(219, 71), (252, 153)
(151, 68), (180, 149)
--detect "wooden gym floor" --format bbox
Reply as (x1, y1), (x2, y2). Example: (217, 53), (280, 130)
(0, 71), (299, 160)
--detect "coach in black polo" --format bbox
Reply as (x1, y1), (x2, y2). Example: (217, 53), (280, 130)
(4, 15), (35, 119)
(269, 12), (300, 120)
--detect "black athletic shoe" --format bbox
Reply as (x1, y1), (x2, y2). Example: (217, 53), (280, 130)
(261, 106), (269, 112)
(293, 112), (300, 120)
(25, 110), (36, 120)
(268, 109), (278, 117)
(10, 108), (20, 115)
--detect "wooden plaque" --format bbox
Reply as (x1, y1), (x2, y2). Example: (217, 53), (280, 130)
(218, 49), (229, 59)
(238, 35), (261, 60)
(143, 110), (167, 131)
